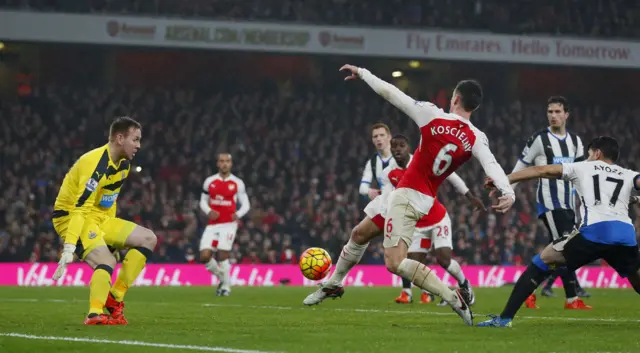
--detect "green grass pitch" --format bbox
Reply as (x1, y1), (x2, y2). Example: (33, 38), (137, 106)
(0, 286), (638, 353)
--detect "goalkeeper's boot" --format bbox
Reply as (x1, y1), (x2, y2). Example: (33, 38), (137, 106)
(84, 313), (118, 325)
(394, 291), (412, 304)
(420, 291), (434, 304)
(565, 298), (592, 310)
(303, 283), (344, 306)
(105, 292), (128, 325)
(525, 294), (538, 309)
(477, 315), (513, 328)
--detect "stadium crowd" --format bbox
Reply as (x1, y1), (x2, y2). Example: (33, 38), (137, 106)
(1, 81), (639, 266)
(1, 0), (639, 39)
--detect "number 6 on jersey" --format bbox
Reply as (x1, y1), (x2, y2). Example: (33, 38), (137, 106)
(433, 143), (459, 176)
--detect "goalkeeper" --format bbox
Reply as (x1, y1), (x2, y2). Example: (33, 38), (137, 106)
(52, 117), (157, 325)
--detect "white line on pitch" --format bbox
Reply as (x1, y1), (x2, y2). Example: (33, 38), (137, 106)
(202, 303), (640, 324)
(0, 333), (282, 353)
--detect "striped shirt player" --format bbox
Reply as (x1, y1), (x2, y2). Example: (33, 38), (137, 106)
(511, 96), (590, 306)
(514, 128), (585, 237)
(359, 123), (395, 200)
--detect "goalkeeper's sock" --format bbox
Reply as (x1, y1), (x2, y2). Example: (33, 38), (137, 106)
(396, 259), (457, 303)
(500, 255), (550, 319)
(89, 264), (113, 315)
(111, 247), (152, 302)
(326, 239), (369, 287)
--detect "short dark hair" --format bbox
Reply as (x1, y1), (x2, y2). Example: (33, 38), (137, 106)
(547, 96), (570, 113)
(587, 136), (619, 162)
(109, 116), (141, 140)
(392, 134), (410, 144)
(454, 80), (482, 112)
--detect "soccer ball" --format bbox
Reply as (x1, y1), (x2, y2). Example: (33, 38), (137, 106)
(299, 247), (332, 281)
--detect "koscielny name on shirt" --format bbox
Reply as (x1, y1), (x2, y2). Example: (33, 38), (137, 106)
(593, 164), (624, 176)
(430, 125), (473, 152)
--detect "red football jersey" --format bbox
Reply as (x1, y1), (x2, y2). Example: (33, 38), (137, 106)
(398, 118), (477, 198)
(201, 174), (248, 225)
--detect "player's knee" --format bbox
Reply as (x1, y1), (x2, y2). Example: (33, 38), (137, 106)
(435, 253), (451, 269)
(100, 255), (117, 269)
(350, 225), (368, 245)
(199, 250), (212, 263)
(134, 227), (157, 250)
(217, 250), (230, 261)
(384, 252), (403, 274)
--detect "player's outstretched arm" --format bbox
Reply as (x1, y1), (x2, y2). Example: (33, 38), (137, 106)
(471, 134), (515, 213)
(447, 173), (486, 211)
(509, 165), (563, 184)
(340, 64), (439, 127)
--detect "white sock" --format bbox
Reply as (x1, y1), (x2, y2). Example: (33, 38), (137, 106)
(219, 259), (231, 290)
(566, 296), (578, 303)
(205, 258), (221, 279)
(445, 259), (466, 285)
(326, 239), (369, 287)
(403, 288), (412, 295)
(396, 258), (457, 303)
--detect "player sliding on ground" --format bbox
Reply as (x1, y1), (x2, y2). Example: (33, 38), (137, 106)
(345, 65), (515, 326)
(303, 135), (482, 307)
(479, 136), (640, 327)
(52, 117), (157, 325)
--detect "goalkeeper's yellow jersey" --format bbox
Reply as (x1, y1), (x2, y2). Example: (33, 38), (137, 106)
(53, 144), (130, 245)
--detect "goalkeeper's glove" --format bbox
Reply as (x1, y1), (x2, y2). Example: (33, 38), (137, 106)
(52, 244), (76, 281)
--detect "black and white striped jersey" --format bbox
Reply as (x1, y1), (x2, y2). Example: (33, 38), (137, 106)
(517, 128), (585, 215)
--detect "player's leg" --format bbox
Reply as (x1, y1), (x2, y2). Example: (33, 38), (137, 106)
(199, 226), (223, 284)
(542, 210), (588, 306)
(479, 232), (595, 327)
(215, 222), (239, 296)
(431, 214), (474, 306)
(603, 245), (640, 295)
(83, 245), (119, 325)
(395, 225), (433, 304)
(53, 216), (118, 325)
(102, 218), (157, 322)
(383, 189), (472, 325)
(303, 215), (381, 305)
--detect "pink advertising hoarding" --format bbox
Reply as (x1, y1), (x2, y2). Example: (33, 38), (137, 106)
(0, 263), (630, 288)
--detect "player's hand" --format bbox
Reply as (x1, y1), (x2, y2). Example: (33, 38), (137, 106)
(209, 210), (220, 221)
(232, 214), (238, 221)
(484, 177), (496, 190)
(630, 196), (640, 205)
(340, 64), (360, 81)
(368, 188), (381, 200)
(465, 192), (486, 212)
(52, 244), (76, 281)
(492, 194), (515, 214)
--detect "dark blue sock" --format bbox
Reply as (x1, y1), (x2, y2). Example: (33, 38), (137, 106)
(501, 256), (551, 319)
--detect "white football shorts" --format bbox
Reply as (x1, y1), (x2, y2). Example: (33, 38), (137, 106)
(199, 222), (239, 251)
(408, 213), (453, 253)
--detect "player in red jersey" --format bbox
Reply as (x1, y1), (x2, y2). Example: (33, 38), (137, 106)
(340, 64), (515, 325)
(199, 153), (250, 296)
(303, 135), (481, 305)
(385, 138), (486, 306)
